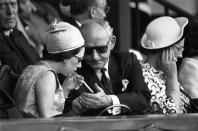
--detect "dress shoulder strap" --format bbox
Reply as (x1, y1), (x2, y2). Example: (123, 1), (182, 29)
(36, 61), (61, 89)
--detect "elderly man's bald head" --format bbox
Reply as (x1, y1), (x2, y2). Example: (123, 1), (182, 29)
(80, 19), (113, 43)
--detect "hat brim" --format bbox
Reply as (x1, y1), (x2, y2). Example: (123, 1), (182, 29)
(141, 17), (188, 49)
(48, 42), (85, 54)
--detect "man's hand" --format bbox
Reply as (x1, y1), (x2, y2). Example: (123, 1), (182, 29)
(79, 83), (112, 109)
(71, 97), (88, 115)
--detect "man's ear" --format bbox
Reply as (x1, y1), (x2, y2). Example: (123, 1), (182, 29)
(89, 7), (97, 18)
(110, 35), (116, 50)
(63, 59), (68, 65)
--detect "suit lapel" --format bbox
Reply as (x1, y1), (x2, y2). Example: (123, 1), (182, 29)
(79, 61), (113, 94)
(12, 30), (30, 59)
(85, 66), (112, 94)
(108, 53), (123, 93)
(3, 33), (26, 63)
(12, 29), (40, 64)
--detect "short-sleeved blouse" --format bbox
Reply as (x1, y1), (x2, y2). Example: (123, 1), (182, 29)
(141, 63), (190, 114)
(14, 64), (65, 118)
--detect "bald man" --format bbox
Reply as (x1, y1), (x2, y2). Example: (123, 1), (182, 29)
(63, 19), (151, 116)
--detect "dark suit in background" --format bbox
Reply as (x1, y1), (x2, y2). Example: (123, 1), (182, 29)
(0, 29), (40, 74)
(62, 16), (80, 29)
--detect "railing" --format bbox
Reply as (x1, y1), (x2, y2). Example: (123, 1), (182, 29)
(1, 114), (198, 131)
(153, 0), (192, 18)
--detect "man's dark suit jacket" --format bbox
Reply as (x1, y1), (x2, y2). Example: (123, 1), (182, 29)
(62, 16), (80, 29)
(0, 29), (40, 74)
(64, 51), (151, 116)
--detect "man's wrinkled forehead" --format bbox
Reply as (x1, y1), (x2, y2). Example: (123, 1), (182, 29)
(82, 23), (109, 45)
(81, 20), (110, 38)
(95, 0), (107, 6)
(0, 0), (17, 4)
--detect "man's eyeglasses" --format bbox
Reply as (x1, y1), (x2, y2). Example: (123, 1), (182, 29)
(96, 5), (110, 14)
(74, 56), (84, 63)
(85, 39), (111, 55)
(85, 45), (109, 55)
(104, 6), (110, 14)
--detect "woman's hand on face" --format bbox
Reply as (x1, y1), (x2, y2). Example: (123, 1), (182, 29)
(158, 48), (178, 77)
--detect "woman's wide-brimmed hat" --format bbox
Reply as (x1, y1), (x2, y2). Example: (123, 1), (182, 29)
(141, 16), (188, 49)
(45, 21), (84, 53)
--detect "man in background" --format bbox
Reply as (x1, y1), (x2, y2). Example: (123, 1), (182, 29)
(60, 0), (109, 28)
(0, 0), (40, 74)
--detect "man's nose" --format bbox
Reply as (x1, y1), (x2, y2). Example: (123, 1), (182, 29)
(6, 4), (14, 15)
(178, 53), (183, 58)
(76, 62), (82, 68)
(178, 48), (184, 58)
(101, 13), (106, 19)
(92, 49), (100, 60)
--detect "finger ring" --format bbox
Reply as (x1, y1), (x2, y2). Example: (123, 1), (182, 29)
(173, 58), (177, 62)
(75, 86), (80, 90)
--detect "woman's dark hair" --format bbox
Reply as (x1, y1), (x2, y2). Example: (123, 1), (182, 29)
(43, 46), (84, 62)
(138, 43), (164, 55)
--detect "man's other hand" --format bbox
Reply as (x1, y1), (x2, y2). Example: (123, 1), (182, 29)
(79, 83), (112, 109)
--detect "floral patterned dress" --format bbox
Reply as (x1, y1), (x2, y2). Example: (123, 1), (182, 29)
(141, 63), (190, 114)
(14, 64), (65, 118)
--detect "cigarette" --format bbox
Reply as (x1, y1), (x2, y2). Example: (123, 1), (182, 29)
(81, 80), (94, 93)
(73, 72), (94, 93)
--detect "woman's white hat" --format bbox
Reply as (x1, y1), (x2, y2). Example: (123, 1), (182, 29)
(141, 16), (188, 49)
(45, 21), (84, 53)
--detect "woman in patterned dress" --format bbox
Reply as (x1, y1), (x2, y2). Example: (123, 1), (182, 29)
(139, 16), (190, 114)
(14, 21), (85, 118)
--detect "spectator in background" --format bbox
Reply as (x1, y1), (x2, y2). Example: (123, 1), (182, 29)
(63, 19), (151, 116)
(14, 21), (85, 118)
(179, 16), (198, 111)
(0, 0), (40, 74)
(18, 0), (61, 57)
(59, 0), (109, 28)
(139, 16), (190, 114)
(59, 0), (71, 17)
